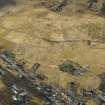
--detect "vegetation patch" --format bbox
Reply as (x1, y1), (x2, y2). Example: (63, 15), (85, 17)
(81, 21), (105, 41)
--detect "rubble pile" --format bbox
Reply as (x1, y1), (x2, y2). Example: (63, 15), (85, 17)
(59, 60), (87, 76)
(0, 49), (105, 105)
(34, 0), (105, 15)
(0, 50), (72, 105)
(47, 0), (68, 12)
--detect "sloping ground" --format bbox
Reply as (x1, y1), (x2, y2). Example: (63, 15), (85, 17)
(0, 6), (105, 87)
(0, 1), (105, 105)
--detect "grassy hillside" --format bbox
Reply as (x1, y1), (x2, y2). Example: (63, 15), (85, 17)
(0, 0), (105, 105)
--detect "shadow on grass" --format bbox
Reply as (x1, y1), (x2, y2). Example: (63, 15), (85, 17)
(0, 0), (16, 8)
(0, 69), (44, 105)
(0, 87), (12, 105)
